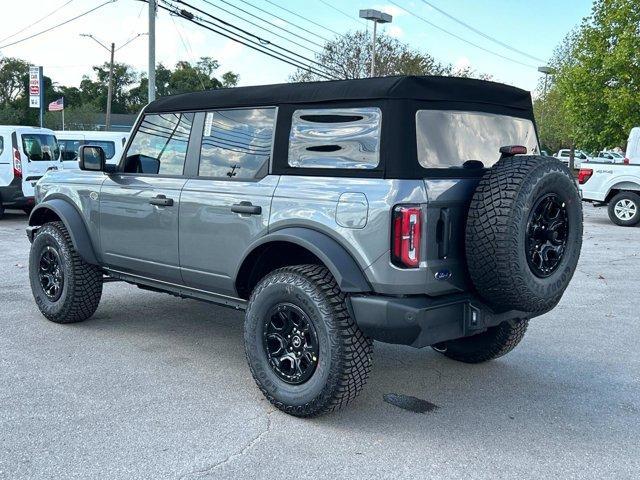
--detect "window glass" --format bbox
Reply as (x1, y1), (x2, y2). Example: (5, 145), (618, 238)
(0, 136), (3, 157)
(288, 107), (381, 169)
(416, 110), (539, 169)
(59, 139), (82, 161)
(198, 108), (275, 179)
(123, 113), (193, 175)
(86, 140), (116, 159)
(21, 134), (60, 161)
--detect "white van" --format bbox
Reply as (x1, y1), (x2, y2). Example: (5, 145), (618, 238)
(56, 131), (129, 170)
(626, 127), (640, 164)
(0, 126), (61, 217)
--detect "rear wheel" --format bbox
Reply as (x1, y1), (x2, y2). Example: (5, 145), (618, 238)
(433, 319), (528, 364)
(244, 265), (373, 417)
(29, 221), (103, 323)
(607, 191), (640, 226)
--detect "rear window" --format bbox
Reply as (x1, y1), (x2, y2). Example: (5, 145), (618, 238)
(22, 134), (60, 161)
(416, 110), (538, 169)
(288, 107), (381, 169)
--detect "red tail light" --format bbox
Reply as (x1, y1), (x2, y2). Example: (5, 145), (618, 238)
(12, 148), (22, 178)
(391, 205), (421, 268)
(623, 157), (630, 165)
(577, 168), (593, 184)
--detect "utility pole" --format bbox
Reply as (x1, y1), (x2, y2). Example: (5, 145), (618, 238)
(106, 43), (115, 130)
(359, 9), (392, 77)
(148, 0), (156, 102)
(80, 33), (146, 130)
(537, 66), (555, 138)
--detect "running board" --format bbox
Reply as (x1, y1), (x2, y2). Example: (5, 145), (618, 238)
(104, 268), (248, 311)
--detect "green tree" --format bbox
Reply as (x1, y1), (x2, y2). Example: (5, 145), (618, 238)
(291, 30), (465, 81)
(549, 0), (640, 151)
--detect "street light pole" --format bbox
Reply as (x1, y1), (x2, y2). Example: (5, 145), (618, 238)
(148, 0), (156, 102)
(359, 9), (392, 78)
(537, 66), (555, 148)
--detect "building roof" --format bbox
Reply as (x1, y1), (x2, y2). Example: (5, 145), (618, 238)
(145, 75), (532, 113)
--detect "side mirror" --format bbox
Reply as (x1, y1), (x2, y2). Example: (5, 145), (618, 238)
(79, 145), (105, 171)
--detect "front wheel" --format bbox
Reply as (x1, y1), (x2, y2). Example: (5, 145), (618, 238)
(29, 221), (103, 323)
(244, 265), (373, 417)
(607, 191), (640, 226)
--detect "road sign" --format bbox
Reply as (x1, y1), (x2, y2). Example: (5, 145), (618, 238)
(29, 66), (41, 109)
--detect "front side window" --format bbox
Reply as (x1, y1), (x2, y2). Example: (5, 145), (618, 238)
(123, 113), (194, 175)
(22, 134), (60, 161)
(416, 110), (539, 169)
(198, 108), (275, 179)
(86, 140), (116, 159)
(288, 107), (381, 169)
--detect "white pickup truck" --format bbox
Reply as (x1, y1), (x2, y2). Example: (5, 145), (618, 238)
(579, 162), (640, 226)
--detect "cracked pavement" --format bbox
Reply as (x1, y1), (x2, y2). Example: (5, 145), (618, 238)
(0, 204), (638, 479)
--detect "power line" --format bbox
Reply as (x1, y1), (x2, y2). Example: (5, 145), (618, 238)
(174, 0), (331, 75)
(0, 0), (117, 50)
(155, 2), (335, 80)
(170, 0), (336, 78)
(387, 0), (537, 69)
(261, 0), (343, 38)
(235, 0), (333, 43)
(0, 0), (74, 44)
(200, 0), (324, 54)
(316, 0), (365, 27)
(418, 0), (545, 63)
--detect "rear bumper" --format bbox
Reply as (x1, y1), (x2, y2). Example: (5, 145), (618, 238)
(348, 293), (530, 348)
(0, 177), (34, 208)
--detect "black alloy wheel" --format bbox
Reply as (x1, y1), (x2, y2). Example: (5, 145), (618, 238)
(39, 245), (64, 301)
(526, 193), (569, 278)
(263, 303), (319, 385)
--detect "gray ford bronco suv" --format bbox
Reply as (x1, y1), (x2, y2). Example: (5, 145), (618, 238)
(27, 76), (582, 417)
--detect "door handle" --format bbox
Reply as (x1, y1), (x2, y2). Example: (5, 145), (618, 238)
(149, 194), (174, 207)
(231, 201), (262, 215)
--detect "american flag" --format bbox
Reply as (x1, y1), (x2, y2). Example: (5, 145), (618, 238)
(48, 98), (64, 112)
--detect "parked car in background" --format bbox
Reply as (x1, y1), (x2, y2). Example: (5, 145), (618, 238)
(56, 131), (129, 170)
(579, 162), (640, 226)
(554, 148), (589, 168)
(626, 127), (639, 164)
(592, 151), (626, 163)
(0, 126), (61, 218)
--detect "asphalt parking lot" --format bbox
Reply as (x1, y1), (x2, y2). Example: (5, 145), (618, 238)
(0, 204), (638, 479)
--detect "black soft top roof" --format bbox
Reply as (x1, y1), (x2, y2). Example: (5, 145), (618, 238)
(145, 75), (532, 113)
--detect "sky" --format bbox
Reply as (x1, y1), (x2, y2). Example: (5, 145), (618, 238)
(0, 0), (595, 95)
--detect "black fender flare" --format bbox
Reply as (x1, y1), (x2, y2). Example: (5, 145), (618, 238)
(236, 227), (371, 293)
(28, 199), (99, 265)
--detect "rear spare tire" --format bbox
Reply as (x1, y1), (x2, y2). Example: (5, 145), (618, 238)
(466, 156), (582, 314)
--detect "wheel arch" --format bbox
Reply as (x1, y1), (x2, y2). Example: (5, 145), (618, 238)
(235, 227), (371, 299)
(29, 199), (99, 265)
(605, 181), (640, 202)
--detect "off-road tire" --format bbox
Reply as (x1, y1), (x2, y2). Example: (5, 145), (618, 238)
(244, 264), (373, 417)
(29, 221), (103, 323)
(466, 156), (582, 314)
(607, 191), (640, 227)
(433, 319), (528, 364)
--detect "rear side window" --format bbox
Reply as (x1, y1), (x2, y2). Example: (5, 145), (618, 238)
(198, 108), (275, 180)
(86, 140), (116, 159)
(59, 139), (82, 161)
(288, 107), (381, 169)
(0, 136), (3, 157)
(22, 134), (60, 161)
(416, 110), (538, 169)
(123, 113), (194, 175)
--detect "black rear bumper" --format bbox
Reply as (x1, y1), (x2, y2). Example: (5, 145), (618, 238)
(0, 177), (34, 209)
(348, 293), (530, 348)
